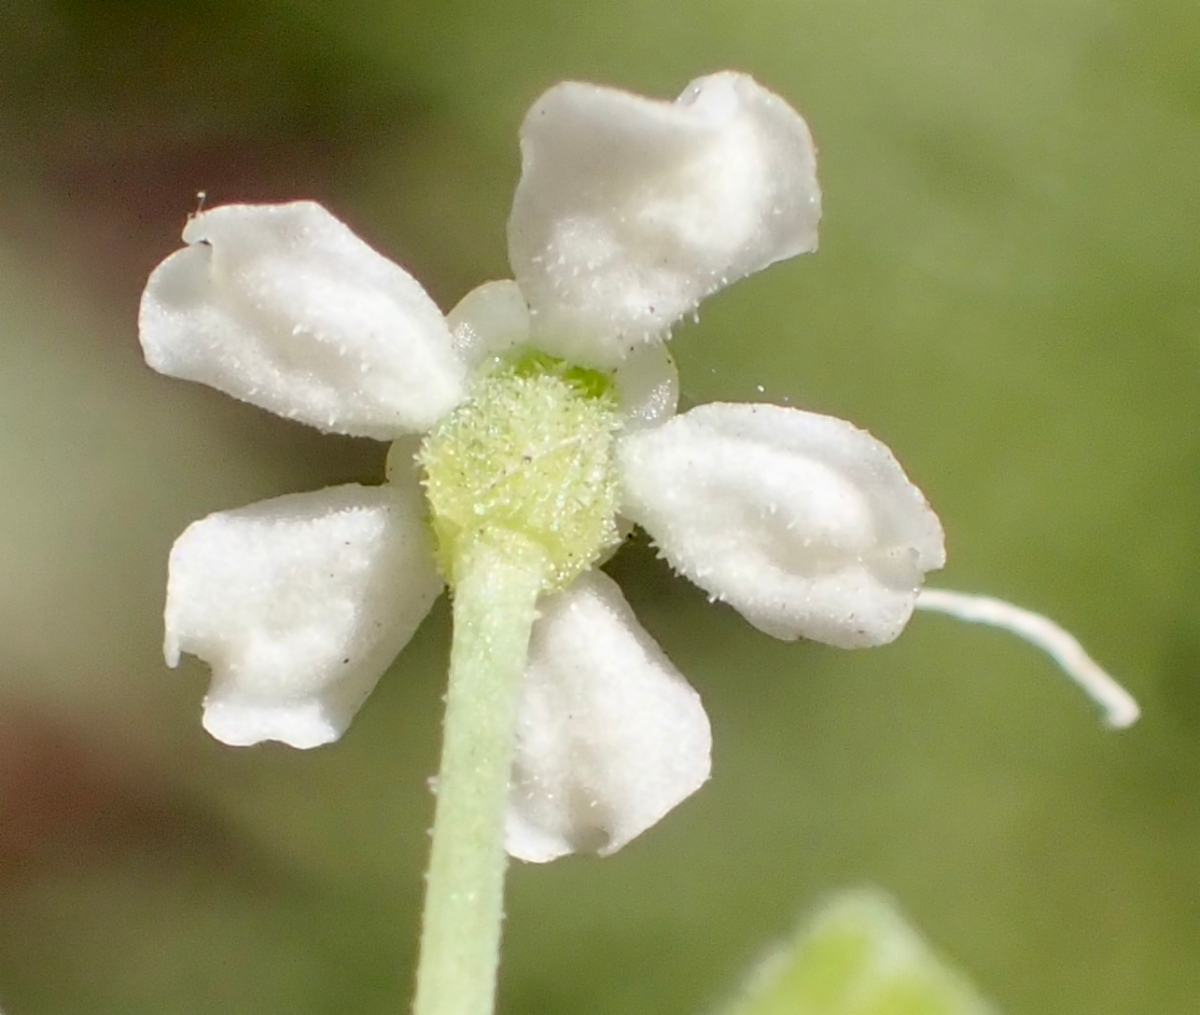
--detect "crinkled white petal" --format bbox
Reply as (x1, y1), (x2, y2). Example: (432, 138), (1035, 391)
(165, 481), (443, 748)
(508, 71), (821, 367)
(447, 279), (531, 369)
(506, 571), (711, 862)
(139, 201), (465, 438)
(618, 403), (945, 648)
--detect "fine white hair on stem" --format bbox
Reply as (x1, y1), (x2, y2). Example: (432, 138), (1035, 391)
(915, 588), (1141, 730)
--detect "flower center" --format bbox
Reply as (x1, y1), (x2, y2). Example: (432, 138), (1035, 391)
(414, 352), (622, 589)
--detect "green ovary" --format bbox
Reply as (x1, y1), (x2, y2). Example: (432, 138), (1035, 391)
(415, 354), (622, 590)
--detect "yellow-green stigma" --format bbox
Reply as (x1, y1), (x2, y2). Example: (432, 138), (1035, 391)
(414, 353), (622, 589)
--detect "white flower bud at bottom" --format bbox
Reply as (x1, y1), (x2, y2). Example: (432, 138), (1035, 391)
(507, 571), (711, 862)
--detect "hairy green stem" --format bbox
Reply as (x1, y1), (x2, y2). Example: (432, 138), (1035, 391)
(412, 535), (547, 1015)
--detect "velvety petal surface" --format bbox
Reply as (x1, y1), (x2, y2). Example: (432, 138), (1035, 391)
(164, 482), (443, 747)
(140, 201), (465, 438)
(618, 403), (945, 648)
(506, 571), (712, 862)
(508, 71), (821, 367)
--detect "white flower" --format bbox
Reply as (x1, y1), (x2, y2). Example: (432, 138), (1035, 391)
(139, 72), (944, 863)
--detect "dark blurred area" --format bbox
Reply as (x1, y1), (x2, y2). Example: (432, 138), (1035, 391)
(0, 0), (433, 305)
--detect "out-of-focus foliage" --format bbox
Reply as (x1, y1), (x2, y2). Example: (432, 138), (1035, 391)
(0, 0), (1196, 1013)
(718, 890), (994, 1015)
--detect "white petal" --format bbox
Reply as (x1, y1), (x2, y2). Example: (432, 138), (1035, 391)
(506, 571), (711, 862)
(447, 279), (531, 369)
(508, 72), (821, 367)
(618, 403), (945, 648)
(446, 279), (679, 431)
(140, 201), (465, 438)
(613, 341), (679, 431)
(165, 482), (443, 747)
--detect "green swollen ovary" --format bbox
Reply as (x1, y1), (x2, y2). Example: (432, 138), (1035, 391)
(417, 352), (622, 590)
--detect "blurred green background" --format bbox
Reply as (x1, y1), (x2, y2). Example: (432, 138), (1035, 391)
(0, 0), (1197, 1011)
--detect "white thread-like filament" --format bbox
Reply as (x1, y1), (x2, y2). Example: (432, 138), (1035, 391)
(915, 588), (1140, 730)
